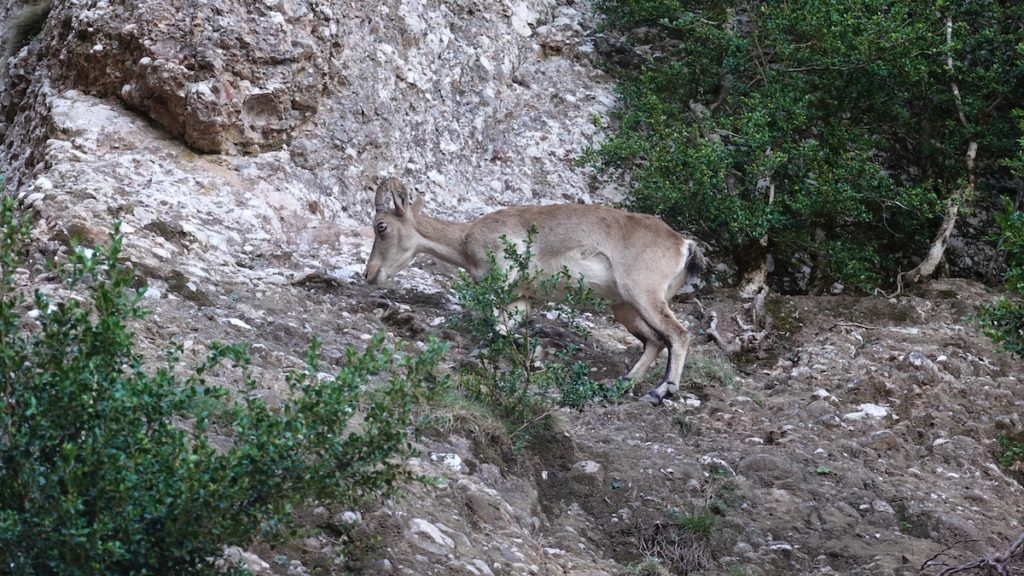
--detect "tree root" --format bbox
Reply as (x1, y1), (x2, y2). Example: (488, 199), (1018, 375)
(699, 287), (769, 355)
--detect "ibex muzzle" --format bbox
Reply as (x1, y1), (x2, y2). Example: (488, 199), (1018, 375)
(363, 178), (705, 405)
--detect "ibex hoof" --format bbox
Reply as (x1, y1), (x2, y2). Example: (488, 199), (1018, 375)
(640, 391), (664, 406)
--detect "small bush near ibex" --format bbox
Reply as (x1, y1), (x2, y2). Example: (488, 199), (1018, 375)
(665, 508), (717, 537)
(632, 507), (717, 575)
(449, 227), (628, 448)
(0, 195), (448, 574)
(680, 351), (737, 390)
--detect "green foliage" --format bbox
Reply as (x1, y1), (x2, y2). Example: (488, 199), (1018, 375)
(5, 0), (51, 56)
(671, 414), (692, 437)
(977, 112), (1024, 356)
(680, 351), (736, 389)
(987, 295), (1024, 341)
(636, 507), (716, 572)
(665, 509), (716, 537)
(449, 228), (625, 447)
(976, 203), (1024, 356)
(593, 0), (1024, 292)
(707, 474), (740, 515)
(0, 196), (448, 574)
(996, 436), (1024, 470)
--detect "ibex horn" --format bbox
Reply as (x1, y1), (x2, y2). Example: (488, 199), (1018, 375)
(374, 179), (394, 213)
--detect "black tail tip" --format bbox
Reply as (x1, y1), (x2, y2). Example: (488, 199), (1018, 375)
(685, 242), (707, 281)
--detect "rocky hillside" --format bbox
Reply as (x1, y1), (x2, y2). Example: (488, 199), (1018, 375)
(2, 1), (1023, 575)
(344, 280), (1024, 576)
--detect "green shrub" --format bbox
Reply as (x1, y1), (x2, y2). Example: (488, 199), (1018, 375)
(635, 507), (716, 574)
(449, 228), (627, 447)
(665, 509), (716, 537)
(976, 204), (1024, 356)
(995, 436), (1024, 470)
(977, 110), (1024, 357)
(617, 557), (671, 576)
(592, 0), (1024, 292)
(680, 351), (736, 390)
(975, 115), (1024, 479)
(707, 472), (741, 514)
(0, 196), (448, 574)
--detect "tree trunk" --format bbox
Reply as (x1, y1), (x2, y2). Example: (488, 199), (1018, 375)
(902, 181), (965, 285)
(902, 17), (976, 286)
(738, 257), (768, 299)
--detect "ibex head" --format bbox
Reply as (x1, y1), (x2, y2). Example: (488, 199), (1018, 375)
(363, 177), (423, 286)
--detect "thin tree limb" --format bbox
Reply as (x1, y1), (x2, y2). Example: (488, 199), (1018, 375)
(706, 288), (769, 355)
(926, 531), (1024, 575)
(707, 311), (742, 354)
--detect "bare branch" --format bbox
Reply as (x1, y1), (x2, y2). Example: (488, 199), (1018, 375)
(945, 18), (970, 131)
(919, 538), (981, 574)
(829, 321), (886, 331)
(920, 531), (1024, 576)
(707, 311), (742, 354)
(706, 287), (768, 355)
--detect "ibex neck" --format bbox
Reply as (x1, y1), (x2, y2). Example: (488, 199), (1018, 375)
(416, 214), (472, 270)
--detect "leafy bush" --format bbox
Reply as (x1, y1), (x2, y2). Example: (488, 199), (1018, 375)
(995, 436), (1024, 471)
(679, 351), (736, 390)
(592, 0), (1024, 292)
(449, 228), (627, 447)
(617, 557), (671, 576)
(0, 196), (448, 574)
(977, 112), (1024, 356)
(634, 507), (716, 574)
(665, 509), (716, 537)
(976, 199), (1024, 356)
(976, 116), (1024, 478)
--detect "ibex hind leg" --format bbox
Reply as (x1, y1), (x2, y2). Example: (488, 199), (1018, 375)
(633, 297), (691, 406)
(611, 303), (665, 384)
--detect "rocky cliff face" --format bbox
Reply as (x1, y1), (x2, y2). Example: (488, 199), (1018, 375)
(2, 0), (616, 281)
(3, 1), (1024, 576)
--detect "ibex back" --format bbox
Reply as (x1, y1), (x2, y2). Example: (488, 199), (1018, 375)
(363, 178), (704, 405)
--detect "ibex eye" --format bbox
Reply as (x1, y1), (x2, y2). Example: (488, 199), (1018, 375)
(376, 221), (388, 233)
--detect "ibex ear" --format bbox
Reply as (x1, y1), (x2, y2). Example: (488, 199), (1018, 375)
(391, 186), (422, 219)
(391, 187), (408, 217)
(411, 192), (423, 216)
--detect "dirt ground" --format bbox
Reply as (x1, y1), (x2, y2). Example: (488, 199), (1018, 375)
(204, 269), (1024, 576)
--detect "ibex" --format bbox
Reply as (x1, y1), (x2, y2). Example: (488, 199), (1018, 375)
(363, 178), (705, 405)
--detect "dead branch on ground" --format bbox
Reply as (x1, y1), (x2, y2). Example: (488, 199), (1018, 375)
(920, 531), (1024, 575)
(699, 287), (769, 355)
